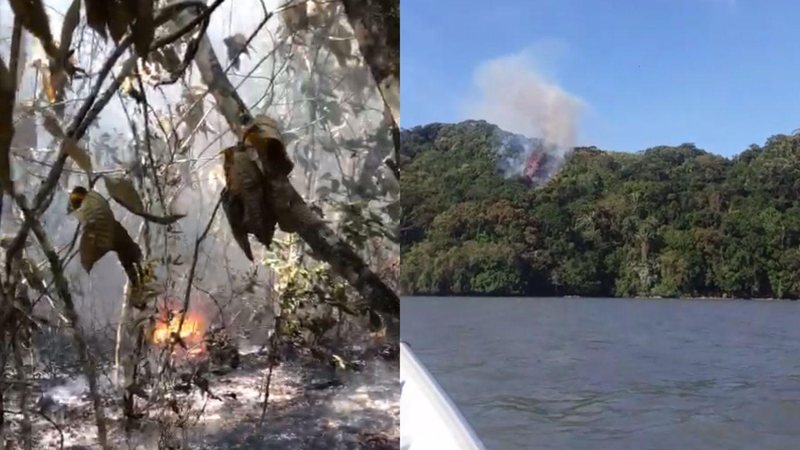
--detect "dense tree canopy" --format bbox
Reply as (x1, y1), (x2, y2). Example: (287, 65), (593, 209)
(401, 120), (800, 299)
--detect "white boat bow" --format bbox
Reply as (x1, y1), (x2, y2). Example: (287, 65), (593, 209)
(400, 342), (487, 449)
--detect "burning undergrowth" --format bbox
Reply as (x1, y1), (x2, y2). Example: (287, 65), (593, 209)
(3, 281), (398, 449)
(151, 295), (214, 361)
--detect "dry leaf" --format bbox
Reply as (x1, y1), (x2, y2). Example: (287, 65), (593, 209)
(0, 58), (14, 194)
(223, 33), (249, 70)
(107, 2), (133, 42)
(75, 192), (117, 271)
(59, 0), (81, 56)
(103, 175), (185, 224)
(84, 0), (144, 45)
(243, 115), (293, 176)
(221, 187), (253, 261)
(113, 219), (142, 285)
(9, 0), (58, 57)
(46, 0), (81, 111)
(132, 0), (154, 56)
(64, 138), (93, 176)
(222, 146), (279, 248)
(73, 190), (143, 285)
(41, 112), (65, 138)
(84, 0), (111, 39)
(156, 114), (176, 140)
(103, 176), (145, 214)
(281, 2), (309, 34)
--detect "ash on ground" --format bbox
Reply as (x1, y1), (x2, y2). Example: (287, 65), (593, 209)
(3, 341), (399, 450)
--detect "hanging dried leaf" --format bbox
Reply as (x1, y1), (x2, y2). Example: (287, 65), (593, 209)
(223, 33), (249, 70)
(281, 2), (309, 34)
(79, 228), (110, 273)
(221, 187), (253, 261)
(103, 176), (145, 214)
(59, 0), (81, 57)
(221, 146), (278, 256)
(112, 219), (143, 285)
(64, 138), (93, 176)
(120, 76), (144, 103)
(9, 0), (59, 57)
(107, 2), (133, 42)
(84, 0), (110, 39)
(242, 115), (293, 176)
(75, 191), (117, 272)
(41, 112), (65, 138)
(0, 58), (14, 194)
(73, 189), (143, 285)
(103, 175), (186, 224)
(45, 0), (81, 112)
(132, 0), (155, 56)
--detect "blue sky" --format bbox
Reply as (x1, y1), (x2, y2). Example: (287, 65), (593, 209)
(401, 0), (800, 156)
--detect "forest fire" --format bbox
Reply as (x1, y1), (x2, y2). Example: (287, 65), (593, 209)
(523, 149), (546, 180)
(518, 144), (562, 187)
(151, 309), (209, 357)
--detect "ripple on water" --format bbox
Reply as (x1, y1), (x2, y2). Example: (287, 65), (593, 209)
(402, 296), (800, 450)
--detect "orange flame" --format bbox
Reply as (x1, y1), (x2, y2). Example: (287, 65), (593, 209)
(152, 311), (207, 355)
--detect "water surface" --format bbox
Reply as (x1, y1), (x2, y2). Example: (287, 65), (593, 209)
(401, 297), (800, 450)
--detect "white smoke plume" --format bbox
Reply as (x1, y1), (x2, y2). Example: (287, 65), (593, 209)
(464, 48), (585, 180)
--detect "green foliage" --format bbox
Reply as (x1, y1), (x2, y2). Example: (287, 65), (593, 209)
(264, 236), (361, 352)
(401, 121), (800, 299)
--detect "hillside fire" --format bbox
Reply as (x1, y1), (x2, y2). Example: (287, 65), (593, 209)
(523, 149), (546, 180)
(519, 144), (562, 186)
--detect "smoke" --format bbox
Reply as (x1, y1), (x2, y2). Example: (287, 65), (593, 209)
(464, 48), (585, 180)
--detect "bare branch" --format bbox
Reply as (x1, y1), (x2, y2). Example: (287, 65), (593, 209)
(13, 197), (111, 449)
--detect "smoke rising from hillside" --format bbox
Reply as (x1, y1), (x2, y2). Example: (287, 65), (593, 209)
(465, 49), (585, 181)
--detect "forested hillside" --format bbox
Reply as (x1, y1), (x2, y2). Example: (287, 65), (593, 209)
(401, 120), (800, 299)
